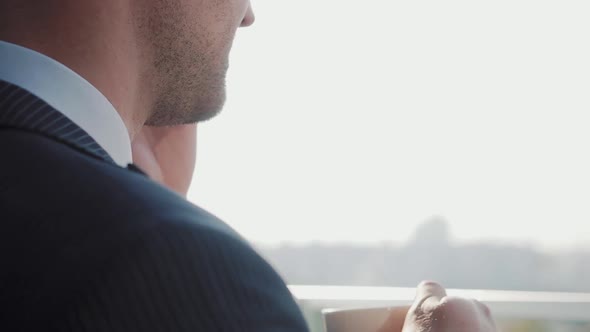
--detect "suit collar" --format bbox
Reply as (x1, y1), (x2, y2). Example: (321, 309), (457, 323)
(0, 80), (116, 164)
(0, 41), (132, 166)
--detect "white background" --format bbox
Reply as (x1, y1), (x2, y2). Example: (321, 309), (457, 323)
(190, 0), (590, 251)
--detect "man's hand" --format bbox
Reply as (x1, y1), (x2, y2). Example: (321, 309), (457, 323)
(379, 281), (497, 332)
(132, 124), (197, 197)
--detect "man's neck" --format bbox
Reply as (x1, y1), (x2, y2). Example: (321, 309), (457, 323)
(0, 0), (151, 139)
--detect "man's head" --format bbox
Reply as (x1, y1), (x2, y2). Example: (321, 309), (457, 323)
(133, 0), (255, 126)
(0, 0), (254, 130)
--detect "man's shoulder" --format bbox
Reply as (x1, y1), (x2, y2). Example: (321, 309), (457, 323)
(0, 128), (245, 266)
(0, 130), (309, 331)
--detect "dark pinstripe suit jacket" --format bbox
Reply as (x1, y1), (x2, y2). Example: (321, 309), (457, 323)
(0, 80), (308, 331)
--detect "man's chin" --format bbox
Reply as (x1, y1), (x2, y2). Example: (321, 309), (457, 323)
(145, 101), (225, 127)
(187, 104), (224, 123)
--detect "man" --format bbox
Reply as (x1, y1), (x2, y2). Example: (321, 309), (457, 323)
(0, 0), (495, 331)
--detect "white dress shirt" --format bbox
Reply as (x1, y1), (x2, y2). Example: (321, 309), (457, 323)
(0, 41), (132, 166)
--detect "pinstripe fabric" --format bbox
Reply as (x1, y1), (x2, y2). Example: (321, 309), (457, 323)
(0, 80), (114, 164)
(0, 80), (309, 331)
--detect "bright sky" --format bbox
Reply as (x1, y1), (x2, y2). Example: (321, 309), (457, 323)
(189, 0), (590, 250)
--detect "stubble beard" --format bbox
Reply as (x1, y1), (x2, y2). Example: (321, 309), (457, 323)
(140, 1), (230, 127)
(144, 44), (229, 127)
(145, 69), (228, 127)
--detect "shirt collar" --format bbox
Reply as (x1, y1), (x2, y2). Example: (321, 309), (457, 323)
(0, 40), (132, 167)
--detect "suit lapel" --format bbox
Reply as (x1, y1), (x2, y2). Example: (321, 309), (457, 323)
(0, 80), (115, 164)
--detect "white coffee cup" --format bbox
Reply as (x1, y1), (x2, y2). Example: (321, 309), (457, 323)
(323, 306), (409, 332)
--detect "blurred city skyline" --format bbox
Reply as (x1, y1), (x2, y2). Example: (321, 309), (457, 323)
(259, 216), (590, 293)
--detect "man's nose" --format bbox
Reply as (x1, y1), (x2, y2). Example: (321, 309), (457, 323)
(240, 4), (255, 27)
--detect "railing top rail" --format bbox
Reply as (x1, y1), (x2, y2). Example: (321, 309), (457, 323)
(289, 285), (590, 303)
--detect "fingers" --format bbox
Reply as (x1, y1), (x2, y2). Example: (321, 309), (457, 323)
(403, 282), (498, 332)
(473, 298), (492, 318)
(439, 297), (497, 330)
(414, 280), (447, 313)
